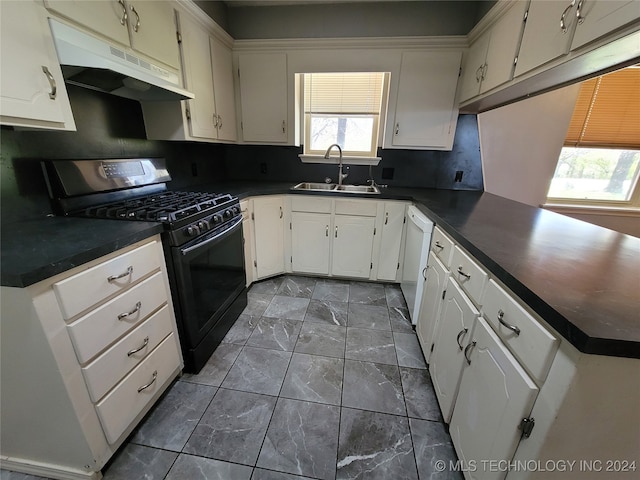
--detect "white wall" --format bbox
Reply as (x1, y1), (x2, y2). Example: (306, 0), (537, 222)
(478, 84), (580, 207)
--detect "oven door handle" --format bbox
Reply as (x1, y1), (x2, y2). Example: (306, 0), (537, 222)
(180, 217), (242, 256)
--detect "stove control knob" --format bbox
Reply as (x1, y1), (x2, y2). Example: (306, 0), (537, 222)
(223, 209), (232, 219)
(212, 214), (222, 224)
(197, 220), (210, 231)
(231, 206), (240, 215)
(185, 225), (200, 237)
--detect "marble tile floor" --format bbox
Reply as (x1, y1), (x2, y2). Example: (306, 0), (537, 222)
(0, 275), (462, 480)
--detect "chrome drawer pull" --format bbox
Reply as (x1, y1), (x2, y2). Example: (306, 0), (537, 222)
(118, 301), (142, 320)
(560, 0), (576, 33)
(42, 66), (57, 100)
(464, 341), (476, 365)
(118, 0), (127, 25)
(457, 266), (471, 279)
(434, 241), (444, 250)
(456, 328), (469, 351)
(127, 336), (149, 356)
(130, 4), (140, 32)
(498, 309), (521, 336)
(108, 265), (133, 282)
(422, 266), (428, 280)
(137, 370), (157, 392)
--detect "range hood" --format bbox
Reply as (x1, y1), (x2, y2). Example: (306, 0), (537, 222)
(49, 19), (194, 102)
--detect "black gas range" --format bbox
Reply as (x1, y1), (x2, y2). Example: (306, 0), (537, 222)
(43, 158), (247, 373)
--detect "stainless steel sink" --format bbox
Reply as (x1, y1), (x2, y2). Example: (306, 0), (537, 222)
(293, 182), (337, 190)
(292, 182), (380, 194)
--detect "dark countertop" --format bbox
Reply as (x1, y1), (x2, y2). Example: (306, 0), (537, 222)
(0, 217), (164, 288)
(2, 181), (638, 359)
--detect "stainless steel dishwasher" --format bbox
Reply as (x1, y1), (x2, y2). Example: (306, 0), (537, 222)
(401, 205), (434, 324)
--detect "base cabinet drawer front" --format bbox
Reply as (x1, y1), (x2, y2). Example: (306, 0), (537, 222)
(430, 281), (480, 422)
(334, 199), (378, 217)
(82, 305), (174, 403)
(67, 272), (168, 364)
(54, 240), (162, 319)
(482, 280), (559, 385)
(291, 196), (332, 213)
(431, 226), (454, 268)
(449, 318), (539, 480)
(95, 333), (180, 445)
(450, 245), (488, 306)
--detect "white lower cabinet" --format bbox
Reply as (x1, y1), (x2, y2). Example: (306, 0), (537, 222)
(241, 199), (256, 286)
(332, 214), (376, 278)
(449, 318), (539, 480)
(291, 212), (331, 275)
(252, 195), (285, 279)
(376, 202), (406, 281)
(416, 251), (448, 363)
(430, 280), (480, 422)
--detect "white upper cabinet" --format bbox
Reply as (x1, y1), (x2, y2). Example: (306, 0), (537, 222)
(460, 0), (528, 102)
(44, 0), (179, 69)
(210, 36), (237, 142)
(238, 53), (288, 143)
(570, 0), (640, 50)
(0, 0), (75, 130)
(514, 0), (579, 77)
(387, 51), (462, 151)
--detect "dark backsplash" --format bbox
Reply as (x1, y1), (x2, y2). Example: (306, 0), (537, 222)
(1, 86), (482, 224)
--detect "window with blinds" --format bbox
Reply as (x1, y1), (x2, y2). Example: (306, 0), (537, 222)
(546, 66), (640, 206)
(303, 72), (386, 157)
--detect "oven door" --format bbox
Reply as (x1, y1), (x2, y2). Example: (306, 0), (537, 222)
(171, 217), (246, 348)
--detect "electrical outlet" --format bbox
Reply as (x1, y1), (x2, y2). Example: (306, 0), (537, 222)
(455, 170), (464, 182)
(382, 167), (394, 180)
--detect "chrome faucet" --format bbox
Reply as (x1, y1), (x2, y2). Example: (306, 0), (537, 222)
(324, 143), (349, 185)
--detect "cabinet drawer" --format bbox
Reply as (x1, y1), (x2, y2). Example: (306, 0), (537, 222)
(67, 272), (168, 364)
(54, 240), (162, 319)
(483, 280), (559, 385)
(291, 196), (332, 213)
(95, 333), (180, 444)
(431, 227), (454, 268)
(82, 305), (174, 403)
(450, 246), (487, 306)
(335, 199), (377, 217)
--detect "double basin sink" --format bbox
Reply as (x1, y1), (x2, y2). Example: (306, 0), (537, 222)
(292, 182), (380, 194)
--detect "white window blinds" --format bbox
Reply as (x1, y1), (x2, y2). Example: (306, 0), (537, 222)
(304, 72), (384, 115)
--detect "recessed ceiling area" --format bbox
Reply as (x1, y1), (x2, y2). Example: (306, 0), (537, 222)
(196, 0), (497, 39)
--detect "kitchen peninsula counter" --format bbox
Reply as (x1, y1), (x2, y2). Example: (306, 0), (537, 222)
(2, 182), (638, 359)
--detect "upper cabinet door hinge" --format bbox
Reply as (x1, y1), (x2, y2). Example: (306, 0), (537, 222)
(185, 107), (191, 121)
(523, 9), (528, 22)
(176, 31), (182, 44)
(373, 227), (376, 235)
(370, 262), (373, 270)
(442, 289), (447, 300)
(459, 66), (462, 77)
(251, 212), (254, 220)
(519, 417), (535, 438)
(403, 217), (406, 224)
(397, 262), (400, 270)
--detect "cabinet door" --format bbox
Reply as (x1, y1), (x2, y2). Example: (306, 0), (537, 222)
(0, 1), (75, 130)
(390, 51), (462, 150)
(430, 281), (479, 422)
(44, 0), (130, 46)
(291, 212), (331, 275)
(480, 0), (528, 93)
(125, 1), (179, 69)
(449, 318), (538, 480)
(571, 0), (640, 50)
(241, 200), (256, 287)
(239, 53), (288, 143)
(179, 13), (216, 139)
(514, 0), (578, 77)
(332, 215), (375, 278)
(210, 36), (237, 142)
(459, 32), (490, 103)
(416, 252), (448, 364)
(376, 202), (406, 281)
(253, 196), (285, 279)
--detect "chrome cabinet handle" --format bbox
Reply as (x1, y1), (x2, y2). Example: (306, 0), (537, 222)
(118, 0), (127, 25)
(385, 212), (389, 225)
(457, 266), (471, 279)
(130, 4), (140, 32)
(335, 225), (338, 238)
(395, 123), (399, 135)
(41, 66), (56, 100)
(217, 115), (222, 129)
(560, 0), (576, 33)
(213, 114), (219, 128)
(108, 265), (133, 282)
(576, 0), (585, 24)
(434, 241), (444, 250)
(137, 370), (157, 392)
(475, 65), (483, 83)
(456, 328), (468, 351)
(127, 336), (149, 356)
(481, 63), (488, 80)
(498, 309), (521, 336)
(422, 266), (428, 280)
(325, 225), (329, 237)
(117, 301), (142, 320)
(464, 341), (476, 365)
